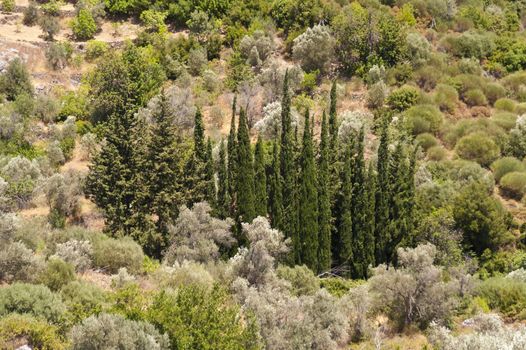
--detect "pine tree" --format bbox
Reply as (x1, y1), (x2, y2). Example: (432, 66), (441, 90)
(216, 139), (230, 218)
(336, 141), (353, 277)
(227, 97), (237, 216)
(254, 136), (267, 217)
(268, 141), (284, 229)
(350, 127), (368, 279)
(280, 71), (300, 263)
(374, 117), (390, 265)
(299, 110), (318, 270)
(317, 111), (332, 273)
(236, 109), (256, 224)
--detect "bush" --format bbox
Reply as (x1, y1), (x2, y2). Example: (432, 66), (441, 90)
(491, 112), (517, 131)
(491, 157), (526, 182)
(39, 14), (60, 41)
(463, 88), (487, 106)
(0, 283), (66, 324)
(403, 104), (444, 135)
(85, 40), (108, 61)
(0, 58), (33, 101)
(93, 236), (144, 274)
(61, 281), (107, 323)
(366, 81), (388, 109)
(71, 9), (97, 40)
(415, 133), (439, 151)
(187, 46), (207, 76)
(23, 1), (39, 26)
(70, 313), (170, 350)
(427, 145), (447, 161)
(387, 85), (419, 112)
(292, 25), (335, 73)
(434, 83), (459, 113)
(478, 277), (526, 319)
(39, 257), (76, 291)
(483, 83), (507, 105)
(455, 132), (500, 166)
(495, 98), (516, 112)
(276, 265), (320, 296)
(0, 242), (43, 283)
(139, 9), (167, 33)
(500, 172), (526, 200)
(442, 31), (495, 59)
(1, 0), (14, 12)
(46, 41), (73, 70)
(0, 313), (66, 350)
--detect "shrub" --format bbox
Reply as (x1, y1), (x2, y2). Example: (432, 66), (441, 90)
(139, 9), (167, 33)
(442, 31), (495, 59)
(500, 172), (526, 200)
(239, 30), (273, 64)
(478, 277), (526, 319)
(23, 1), (39, 26)
(0, 58), (33, 101)
(53, 239), (92, 272)
(0, 283), (66, 324)
(39, 257), (76, 291)
(85, 40), (108, 60)
(70, 313), (170, 350)
(276, 265), (320, 296)
(46, 41), (73, 70)
(463, 88), (487, 106)
(502, 71), (526, 101)
(292, 25), (335, 73)
(491, 112), (517, 131)
(0, 242), (44, 283)
(71, 9), (97, 40)
(415, 133), (438, 151)
(1, 0), (14, 12)
(406, 32), (431, 67)
(434, 83), (459, 113)
(187, 46), (207, 76)
(516, 103), (526, 115)
(0, 313), (66, 350)
(509, 114), (526, 159)
(494, 98), (516, 112)
(427, 145), (447, 161)
(491, 157), (526, 182)
(455, 132), (500, 166)
(387, 85), (419, 112)
(39, 14), (60, 41)
(61, 281), (107, 323)
(403, 104), (444, 135)
(93, 236), (144, 274)
(483, 83), (507, 105)
(369, 244), (460, 331)
(366, 80), (388, 109)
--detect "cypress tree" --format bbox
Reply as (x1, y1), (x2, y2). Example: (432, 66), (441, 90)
(142, 92), (184, 256)
(364, 162), (376, 277)
(374, 118), (390, 265)
(205, 137), (216, 205)
(329, 81), (338, 144)
(184, 109), (209, 205)
(216, 139), (230, 218)
(254, 136), (267, 217)
(268, 141), (284, 229)
(299, 110), (318, 270)
(280, 71), (300, 263)
(236, 109), (256, 224)
(317, 111), (332, 273)
(228, 97), (237, 216)
(350, 127), (368, 279)
(336, 141), (353, 277)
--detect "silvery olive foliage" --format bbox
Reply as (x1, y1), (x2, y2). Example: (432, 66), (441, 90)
(240, 30), (274, 67)
(111, 267), (136, 289)
(428, 314), (526, 350)
(254, 101), (300, 139)
(52, 239), (93, 272)
(164, 202), (235, 266)
(292, 25), (335, 73)
(337, 110), (373, 145)
(0, 241), (44, 283)
(258, 60), (304, 102)
(70, 313), (170, 350)
(406, 32), (432, 67)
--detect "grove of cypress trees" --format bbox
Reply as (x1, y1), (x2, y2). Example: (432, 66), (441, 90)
(254, 136), (267, 218)
(299, 110), (318, 271)
(236, 109), (256, 224)
(317, 111), (332, 273)
(268, 141), (284, 229)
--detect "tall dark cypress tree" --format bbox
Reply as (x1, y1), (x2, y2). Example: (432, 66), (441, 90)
(336, 141), (353, 277)
(317, 111), (332, 273)
(350, 127), (368, 279)
(205, 138), (216, 205)
(236, 109), (256, 224)
(184, 109), (210, 205)
(364, 162), (376, 277)
(329, 81), (338, 145)
(375, 117), (390, 265)
(299, 110), (318, 270)
(254, 136), (267, 217)
(268, 141), (284, 229)
(227, 97), (237, 216)
(142, 92), (184, 256)
(216, 139), (229, 218)
(280, 71), (300, 262)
